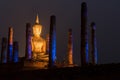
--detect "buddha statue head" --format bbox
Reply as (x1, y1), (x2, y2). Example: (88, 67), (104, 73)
(33, 15), (42, 37)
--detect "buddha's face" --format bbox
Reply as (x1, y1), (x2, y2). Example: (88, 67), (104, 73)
(33, 25), (42, 37)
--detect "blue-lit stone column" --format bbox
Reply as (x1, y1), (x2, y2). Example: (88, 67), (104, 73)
(49, 15), (56, 67)
(81, 2), (89, 66)
(1, 37), (7, 63)
(13, 41), (19, 63)
(7, 27), (13, 63)
(25, 23), (32, 60)
(90, 22), (97, 64)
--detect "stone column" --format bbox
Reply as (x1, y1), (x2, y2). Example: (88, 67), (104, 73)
(25, 23), (32, 60)
(13, 41), (19, 63)
(68, 29), (73, 65)
(1, 37), (7, 63)
(49, 15), (56, 67)
(7, 27), (13, 62)
(81, 2), (89, 66)
(90, 22), (97, 64)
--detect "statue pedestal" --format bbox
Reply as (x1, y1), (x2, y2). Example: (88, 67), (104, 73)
(24, 60), (48, 69)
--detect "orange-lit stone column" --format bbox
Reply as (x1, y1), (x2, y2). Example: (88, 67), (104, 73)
(68, 29), (73, 65)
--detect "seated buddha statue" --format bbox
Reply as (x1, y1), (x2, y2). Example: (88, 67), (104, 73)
(31, 15), (49, 62)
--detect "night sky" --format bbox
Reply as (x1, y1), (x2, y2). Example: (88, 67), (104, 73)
(0, 0), (120, 65)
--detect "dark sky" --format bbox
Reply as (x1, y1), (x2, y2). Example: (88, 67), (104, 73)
(0, 0), (120, 65)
